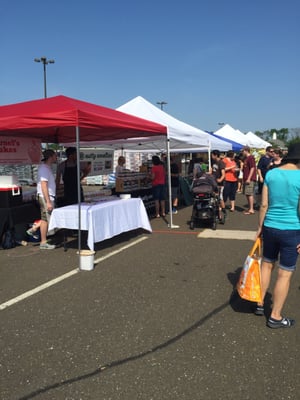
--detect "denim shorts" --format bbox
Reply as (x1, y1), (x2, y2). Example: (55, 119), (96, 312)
(262, 225), (300, 271)
(152, 184), (166, 201)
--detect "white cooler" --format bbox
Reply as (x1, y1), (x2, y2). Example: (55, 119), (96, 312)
(0, 175), (23, 207)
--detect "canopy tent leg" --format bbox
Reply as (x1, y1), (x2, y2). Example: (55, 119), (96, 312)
(76, 126), (83, 268)
(166, 134), (179, 229)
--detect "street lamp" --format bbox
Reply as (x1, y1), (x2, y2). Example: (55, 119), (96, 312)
(34, 56), (55, 98)
(157, 101), (167, 110)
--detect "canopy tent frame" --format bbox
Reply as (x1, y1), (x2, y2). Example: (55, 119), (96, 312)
(115, 96), (234, 228)
(0, 95), (168, 266)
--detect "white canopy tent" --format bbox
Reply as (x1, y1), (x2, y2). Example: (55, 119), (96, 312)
(116, 96), (232, 228)
(245, 131), (272, 149)
(74, 97), (232, 153)
(214, 124), (248, 146)
(215, 124), (272, 149)
(116, 96), (232, 152)
(67, 96), (232, 228)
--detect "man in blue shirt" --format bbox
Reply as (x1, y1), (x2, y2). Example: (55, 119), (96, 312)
(257, 146), (274, 194)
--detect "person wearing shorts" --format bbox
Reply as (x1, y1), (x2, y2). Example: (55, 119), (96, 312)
(223, 150), (238, 212)
(37, 149), (57, 250)
(254, 142), (300, 328)
(151, 155), (166, 218)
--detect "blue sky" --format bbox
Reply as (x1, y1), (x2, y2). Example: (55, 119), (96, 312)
(1, 0), (299, 133)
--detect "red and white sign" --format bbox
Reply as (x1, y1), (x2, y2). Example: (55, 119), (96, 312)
(0, 137), (41, 165)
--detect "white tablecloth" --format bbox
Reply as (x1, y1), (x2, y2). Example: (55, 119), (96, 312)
(48, 198), (152, 250)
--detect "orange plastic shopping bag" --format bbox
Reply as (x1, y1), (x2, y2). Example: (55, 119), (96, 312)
(236, 238), (262, 303)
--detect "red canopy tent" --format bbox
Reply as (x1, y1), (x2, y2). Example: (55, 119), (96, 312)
(0, 95), (167, 260)
(0, 95), (167, 143)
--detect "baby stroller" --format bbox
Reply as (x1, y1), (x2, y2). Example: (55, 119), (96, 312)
(190, 172), (219, 230)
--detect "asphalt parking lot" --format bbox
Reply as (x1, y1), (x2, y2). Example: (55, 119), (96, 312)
(0, 193), (299, 400)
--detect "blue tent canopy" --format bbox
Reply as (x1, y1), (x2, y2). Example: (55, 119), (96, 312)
(206, 131), (243, 152)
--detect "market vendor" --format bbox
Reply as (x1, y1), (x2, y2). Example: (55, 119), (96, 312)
(56, 147), (91, 206)
(115, 155), (128, 177)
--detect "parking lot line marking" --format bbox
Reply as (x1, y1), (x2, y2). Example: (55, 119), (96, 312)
(0, 270), (79, 311)
(197, 229), (256, 240)
(0, 236), (148, 312)
(152, 230), (199, 235)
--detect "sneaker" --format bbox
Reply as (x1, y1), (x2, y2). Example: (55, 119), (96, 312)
(267, 316), (295, 329)
(254, 305), (264, 316)
(172, 208), (178, 214)
(39, 242), (56, 250)
(26, 229), (39, 240)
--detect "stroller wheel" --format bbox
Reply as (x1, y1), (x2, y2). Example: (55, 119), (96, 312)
(190, 221), (194, 230)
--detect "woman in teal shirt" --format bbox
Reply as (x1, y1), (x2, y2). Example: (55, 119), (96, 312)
(255, 142), (300, 329)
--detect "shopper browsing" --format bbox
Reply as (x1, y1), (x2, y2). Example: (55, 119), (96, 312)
(150, 155), (166, 218)
(254, 142), (300, 328)
(37, 149), (57, 250)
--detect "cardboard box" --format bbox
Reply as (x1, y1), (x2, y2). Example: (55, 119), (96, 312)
(0, 186), (23, 207)
(115, 178), (124, 192)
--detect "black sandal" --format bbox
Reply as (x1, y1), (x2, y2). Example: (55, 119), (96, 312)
(267, 317), (295, 329)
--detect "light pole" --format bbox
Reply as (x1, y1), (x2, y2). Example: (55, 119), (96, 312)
(34, 56), (55, 98)
(156, 101), (167, 110)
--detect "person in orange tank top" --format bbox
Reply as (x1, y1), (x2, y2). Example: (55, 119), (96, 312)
(223, 150), (238, 212)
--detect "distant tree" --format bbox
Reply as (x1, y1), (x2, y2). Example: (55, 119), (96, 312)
(287, 137), (300, 147)
(254, 130), (264, 138)
(272, 128), (288, 142)
(289, 128), (300, 139)
(254, 128), (289, 144)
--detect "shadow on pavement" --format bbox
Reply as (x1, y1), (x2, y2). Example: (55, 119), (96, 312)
(48, 228), (151, 251)
(227, 267), (272, 316)
(18, 301), (229, 400)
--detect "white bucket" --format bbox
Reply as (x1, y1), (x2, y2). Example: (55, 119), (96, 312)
(78, 250), (95, 271)
(120, 193), (131, 200)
